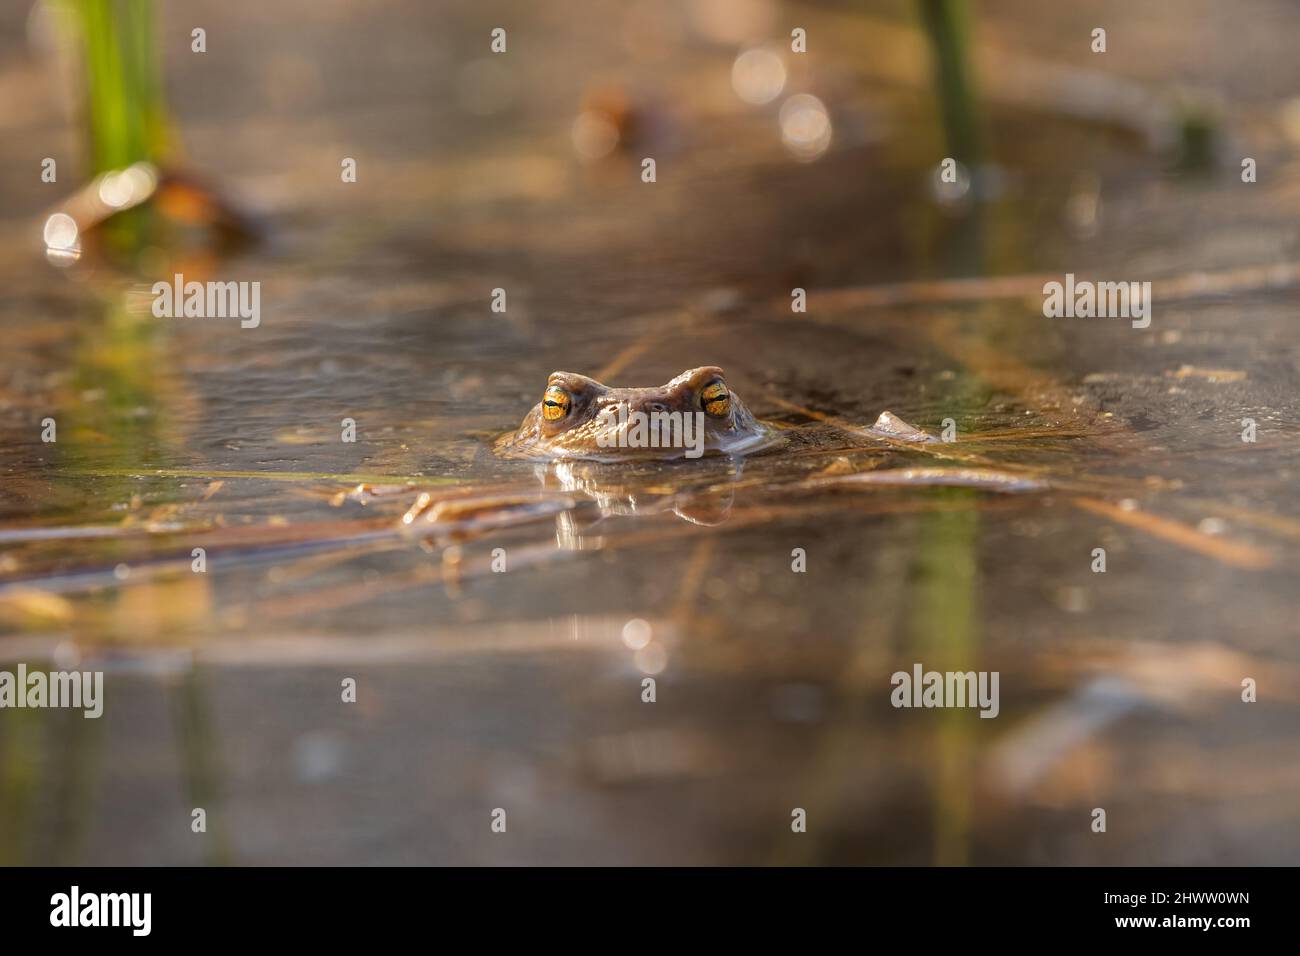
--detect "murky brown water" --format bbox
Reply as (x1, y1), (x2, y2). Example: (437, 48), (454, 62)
(2, 0), (1299, 864)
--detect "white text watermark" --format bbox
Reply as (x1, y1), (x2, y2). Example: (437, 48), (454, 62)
(0, 665), (103, 718)
(1043, 273), (1151, 329)
(152, 273), (260, 328)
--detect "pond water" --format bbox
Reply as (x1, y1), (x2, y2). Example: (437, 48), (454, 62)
(1, 0), (1298, 864)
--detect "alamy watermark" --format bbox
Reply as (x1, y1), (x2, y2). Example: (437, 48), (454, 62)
(0, 664), (103, 718)
(1043, 273), (1151, 329)
(152, 273), (260, 328)
(890, 662), (999, 718)
(595, 406), (706, 459)
(50, 886), (150, 936)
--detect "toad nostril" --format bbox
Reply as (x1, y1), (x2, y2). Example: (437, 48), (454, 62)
(646, 402), (668, 413)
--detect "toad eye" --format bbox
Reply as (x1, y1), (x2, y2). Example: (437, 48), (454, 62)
(700, 380), (730, 418)
(543, 385), (572, 421)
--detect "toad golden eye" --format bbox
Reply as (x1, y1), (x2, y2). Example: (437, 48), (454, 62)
(543, 385), (571, 421)
(700, 380), (730, 418)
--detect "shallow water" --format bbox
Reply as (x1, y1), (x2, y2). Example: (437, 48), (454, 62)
(1, 0), (1299, 864)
